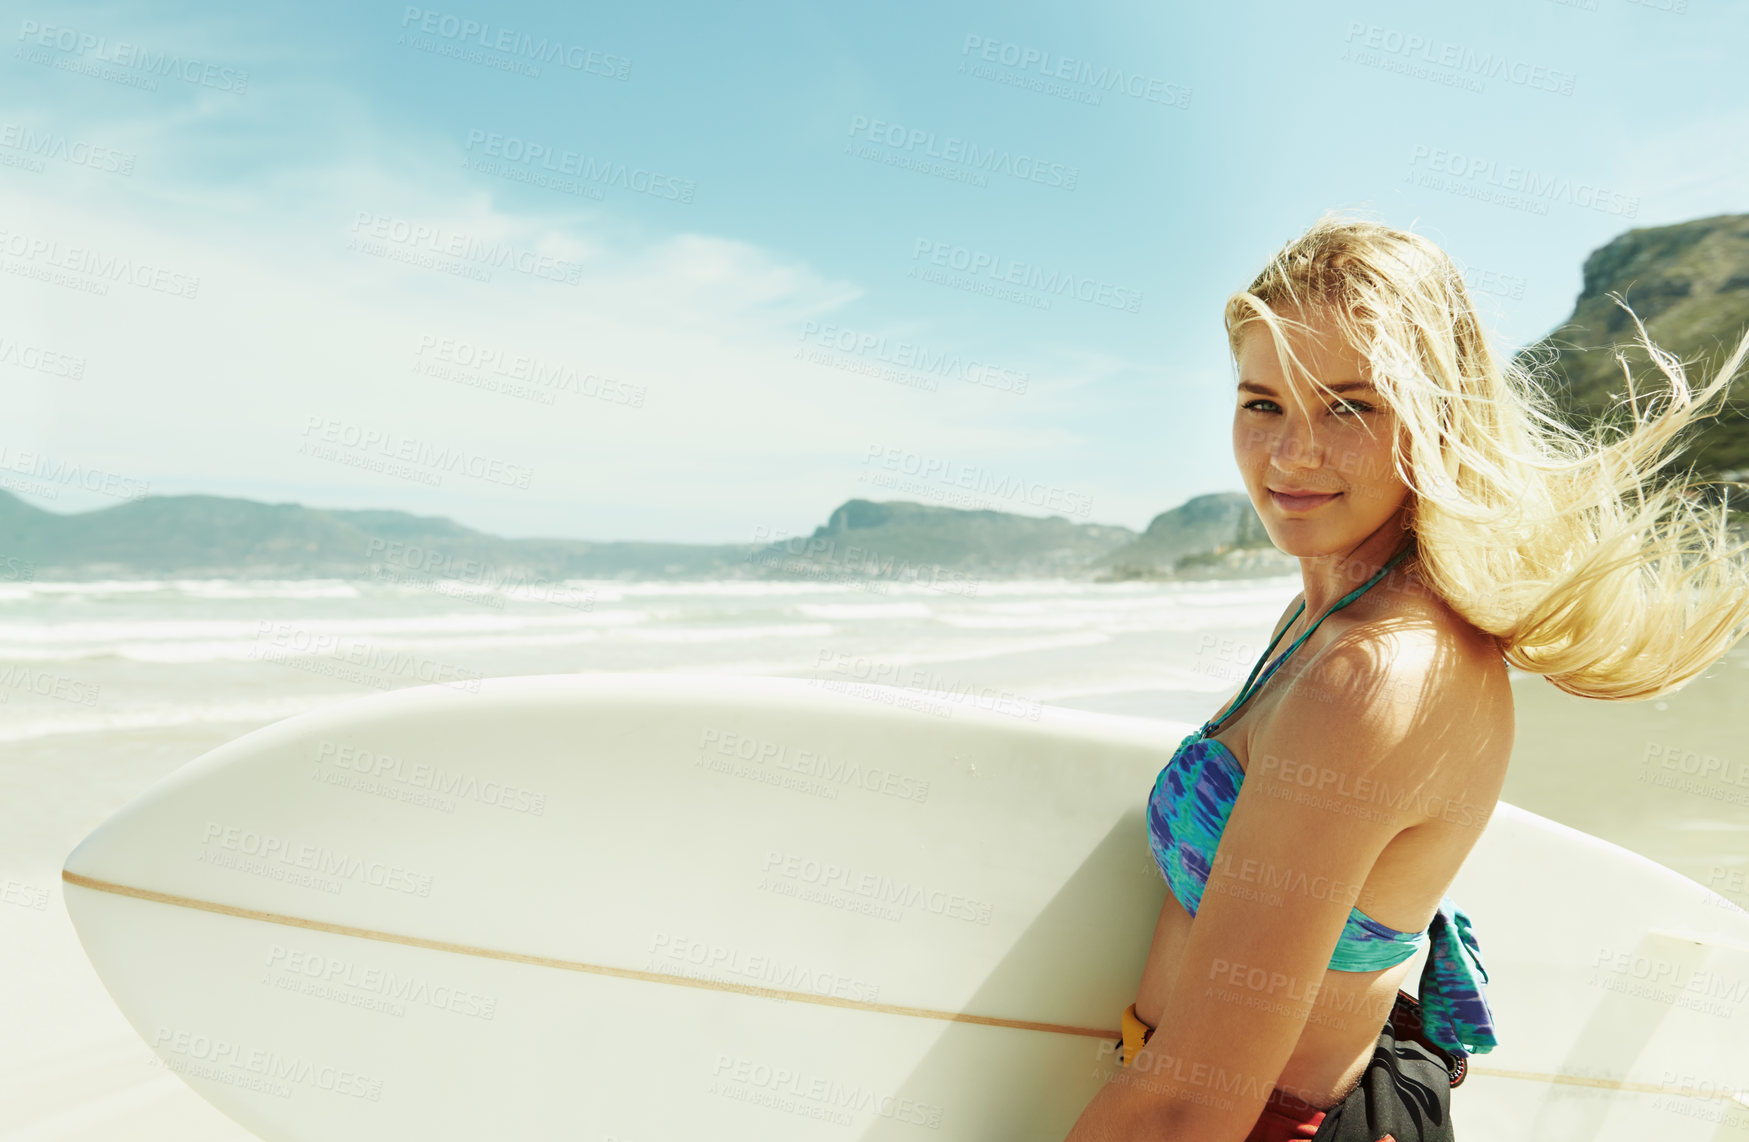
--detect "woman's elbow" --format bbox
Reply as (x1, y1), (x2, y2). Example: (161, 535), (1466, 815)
(1063, 1080), (1207, 1142)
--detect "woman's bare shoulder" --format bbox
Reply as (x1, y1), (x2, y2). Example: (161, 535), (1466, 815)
(1414, 584), (1511, 705)
(1377, 586), (1515, 790)
(1322, 580), (1514, 767)
(1357, 568), (1506, 673)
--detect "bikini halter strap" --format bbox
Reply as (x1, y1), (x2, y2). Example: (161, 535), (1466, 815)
(1205, 544), (1414, 737)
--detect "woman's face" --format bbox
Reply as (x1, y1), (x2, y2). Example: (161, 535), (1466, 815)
(1232, 310), (1411, 556)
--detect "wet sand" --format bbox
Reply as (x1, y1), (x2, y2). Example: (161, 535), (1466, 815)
(1502, 650), (1749, 909)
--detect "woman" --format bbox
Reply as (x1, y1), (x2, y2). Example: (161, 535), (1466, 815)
(1065, 212), (1749, 1142)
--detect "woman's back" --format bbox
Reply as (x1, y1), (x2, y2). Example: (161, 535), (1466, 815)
(1132, 569), (1515, 1106)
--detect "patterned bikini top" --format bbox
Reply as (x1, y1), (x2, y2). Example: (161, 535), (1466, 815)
(1147, 546), (1498, 1058)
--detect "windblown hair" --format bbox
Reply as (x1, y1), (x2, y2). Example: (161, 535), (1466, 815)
(1224, 209), (1749, 701)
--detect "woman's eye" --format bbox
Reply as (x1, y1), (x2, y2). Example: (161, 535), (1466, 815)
(1241, 399), (1371, 415)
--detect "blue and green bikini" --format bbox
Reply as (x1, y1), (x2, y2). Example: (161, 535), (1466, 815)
(1145, 546), (1499, 1059)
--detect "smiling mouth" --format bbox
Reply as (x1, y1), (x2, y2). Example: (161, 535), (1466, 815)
(1269, 489), (1342, 511)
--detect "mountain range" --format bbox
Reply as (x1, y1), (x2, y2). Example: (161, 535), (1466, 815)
(8, 212), (1749, 583)
(0, 486), (1288, 583)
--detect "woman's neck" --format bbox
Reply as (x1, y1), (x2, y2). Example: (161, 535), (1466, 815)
(1293, 532), (1417, 624)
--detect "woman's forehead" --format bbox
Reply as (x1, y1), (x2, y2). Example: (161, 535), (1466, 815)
(1236, 320), (1369, 378)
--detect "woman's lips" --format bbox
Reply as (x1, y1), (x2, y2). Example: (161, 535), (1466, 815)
(1269, 490), (1341, 511)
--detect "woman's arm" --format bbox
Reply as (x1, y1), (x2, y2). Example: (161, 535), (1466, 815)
(1063, 626), (1451, 1141)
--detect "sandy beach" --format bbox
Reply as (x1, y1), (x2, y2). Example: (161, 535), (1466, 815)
(1, 574), (1744, 1140)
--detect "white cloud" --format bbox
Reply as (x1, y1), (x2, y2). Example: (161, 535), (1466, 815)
(2, 133), (1140, 539)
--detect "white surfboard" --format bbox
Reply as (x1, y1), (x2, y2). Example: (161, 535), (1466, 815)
(61, 672), (1749, 1141)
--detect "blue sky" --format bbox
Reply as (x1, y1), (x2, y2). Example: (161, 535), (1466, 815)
(3, 0), (1745, 544)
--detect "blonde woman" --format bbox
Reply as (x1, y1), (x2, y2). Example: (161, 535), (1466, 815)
(1066, 212), (1749, 1142)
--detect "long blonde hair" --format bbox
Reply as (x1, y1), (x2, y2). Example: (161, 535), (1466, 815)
(1225, 209), (1749, 701)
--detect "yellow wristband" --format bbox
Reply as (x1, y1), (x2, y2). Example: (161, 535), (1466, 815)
(1120, 1002), (1154, 1067)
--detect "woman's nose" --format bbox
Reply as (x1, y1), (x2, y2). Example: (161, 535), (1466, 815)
(1269, 413), (1324, 467)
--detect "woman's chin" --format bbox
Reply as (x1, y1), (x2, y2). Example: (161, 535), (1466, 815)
(1261, 535), (1331, 559)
